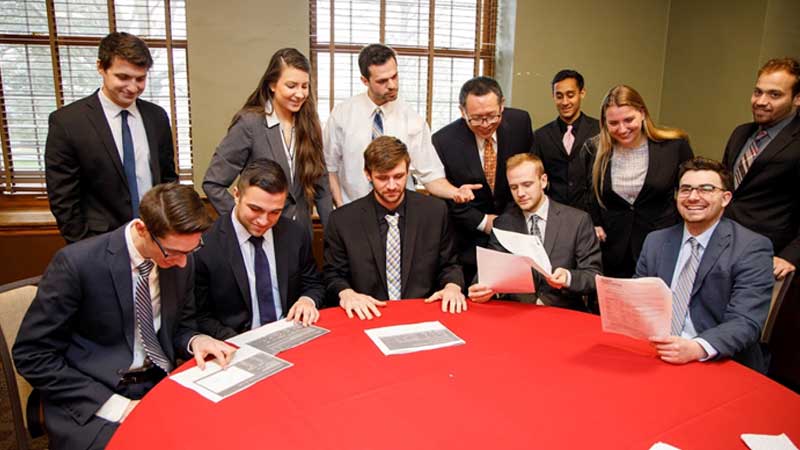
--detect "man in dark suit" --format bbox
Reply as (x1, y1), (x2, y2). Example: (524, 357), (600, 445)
(432, 76), (533, 284)
(324, 136), (466, 319)
(46, 31), (177, 244)
(195, 160), (325, 340)
(722, 57), (800, 280)
(468, 154), (601, 311)
(532, 69), (599, 210)
(636, 158), (773, 373)
(13, 184), (235, 450)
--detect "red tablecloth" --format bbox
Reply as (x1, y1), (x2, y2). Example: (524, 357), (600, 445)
(108, 300), (800, 449)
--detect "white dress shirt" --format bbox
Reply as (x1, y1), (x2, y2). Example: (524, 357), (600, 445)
(670, 221), (721, 360)
(97, 89), (153, 200)
(323, 93), (446, 204)
(231, 210), (283, 327)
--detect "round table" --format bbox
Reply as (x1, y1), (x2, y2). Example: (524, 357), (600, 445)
(108, 300), (800, 449)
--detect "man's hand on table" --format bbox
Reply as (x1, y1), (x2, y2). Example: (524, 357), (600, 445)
(649, 335), (707, 364)
(425, 283), (467, 313)
(190, 335), (237, 370)
(286, 297), (320, 326)
(339, 289), (387, 320)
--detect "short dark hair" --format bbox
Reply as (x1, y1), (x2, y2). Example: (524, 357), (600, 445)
(139, 183), (212, 239)
(358, 44), (397, 79)
(758, 57), (800, 98)
(97, 32), (153, 70)
(364, 136), (411, 174)
(678, 157), (733, 192)
(551, 69), (585, 91)
(459, 76), (504, 108)
(237, 159), (289, 195)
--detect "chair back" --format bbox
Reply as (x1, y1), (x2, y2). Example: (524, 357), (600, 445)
(0, 276), (40, 450)
(761, 271), (795, 343)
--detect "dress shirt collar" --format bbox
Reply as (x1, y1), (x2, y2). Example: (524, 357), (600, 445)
(231, 209), (274, 247)
(681, 218), (720, 250)
(523, 195), (550, 224)
(361, 92), (397, 117)
(761, 112), (795, 140)
(98, 88), (140, 119)
(264, 102), (281, 129)
(371, 191), (407, 218)
(557, 112), (583, 134)
(476, 132), (498, 152)
(124, 220), (150, 271)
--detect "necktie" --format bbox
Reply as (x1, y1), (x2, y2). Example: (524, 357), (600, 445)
(121, 110), (140, 218)
(385, 214), (402, 300)
(563, 124), (575, 155)
(372, 108), (384, 141)
(671, 238), (701, 336)
(249, 235), (278, 325)
(134, 260), (171, 373)
(733, 129), (769, 188)
(483, 138), (497, 192)
(528, 214), (543, 244)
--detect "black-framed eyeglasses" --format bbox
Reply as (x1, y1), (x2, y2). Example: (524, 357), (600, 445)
(151, 233), (204, 258)
(465, 113), (502, 126)
(676, 184), (726, 197)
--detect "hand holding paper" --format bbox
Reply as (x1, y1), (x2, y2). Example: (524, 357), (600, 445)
(596, 275), (672, 340)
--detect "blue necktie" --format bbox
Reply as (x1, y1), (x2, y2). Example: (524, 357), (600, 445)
(372, 108), (384, 141)
(121, 110), (140, 217)
(249, 235), (277, 325)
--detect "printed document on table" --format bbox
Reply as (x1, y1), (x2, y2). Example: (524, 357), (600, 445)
(228, 319), (329, 355)
(492, 228), (552, 277)
(741, 433), (798, 450)
(596, 275), (672, 340)
(365, 321), (465, 356)
(170, 345), (292, 402)
(476, 247), (536, 294)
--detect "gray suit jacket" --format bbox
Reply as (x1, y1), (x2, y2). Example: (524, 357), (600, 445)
(202, 111), (333, 234)
(635, 218), (774, 372)
(487, 199), (602, 310)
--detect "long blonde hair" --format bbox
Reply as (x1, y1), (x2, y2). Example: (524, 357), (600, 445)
(591, 85), (688, 206)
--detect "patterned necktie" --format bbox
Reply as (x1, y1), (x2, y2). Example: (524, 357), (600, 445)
(121, 110), (140, 217)
(483, 138), (496, 192)
(249, 235), (277, 325)
(528, 214), (543, 244)
(134, 260), (171, 373)
(385, 213), (402, 300)
(671, 238), (701, 336)
(733, 128), (769, 188)
(563, 124), (575, 155)
(372, 108), (384, 141)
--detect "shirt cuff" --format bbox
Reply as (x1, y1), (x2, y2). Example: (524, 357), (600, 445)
(476, 215), (488, 232)
(95, 393), (131, 423)
(694, 338), (718, 361)
(564, 270), (572, 288)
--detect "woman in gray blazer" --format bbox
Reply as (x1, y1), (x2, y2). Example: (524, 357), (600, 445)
(203, 48), (332, 235)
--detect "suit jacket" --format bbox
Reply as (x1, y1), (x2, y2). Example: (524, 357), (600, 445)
(432, 107), (534, 267)
(202, 111), (333, 235)
(635, 218), (774, 372)
(323, 190), (464, 302)
(45, 91), (177, 244)
(194, 214), (325, 340)
(487, 200), (602, 310)
(722, 113), (800, 265)
(583, 137), (694, 277)
(532, 113), (600, 210)
(12, 226), (197, 450)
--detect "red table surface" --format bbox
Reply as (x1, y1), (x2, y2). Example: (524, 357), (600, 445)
(108, 300), (800, 450)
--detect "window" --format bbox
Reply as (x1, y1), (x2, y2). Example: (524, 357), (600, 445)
(0, 0), (192, 196)
(310, 0), (498, 132)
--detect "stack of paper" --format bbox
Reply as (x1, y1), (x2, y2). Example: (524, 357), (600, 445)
(365, 321), (465, 356)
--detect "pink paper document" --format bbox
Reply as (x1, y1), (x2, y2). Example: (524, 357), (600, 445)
(476, 247), (536, 294)
(596, 275), (672, 340)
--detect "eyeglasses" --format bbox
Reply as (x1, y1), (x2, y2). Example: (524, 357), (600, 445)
(465, 113), (502, 126)
(676, 184), (726, 197)
(151, 233), (204, 258)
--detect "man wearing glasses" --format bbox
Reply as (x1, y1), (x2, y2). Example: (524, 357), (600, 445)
(14, 183), (235, 450)
(635, 157), (773, 373)
(193, 160), (324, 340)
(432, 76), (534, 284)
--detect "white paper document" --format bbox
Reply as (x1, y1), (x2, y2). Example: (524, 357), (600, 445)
(492, 227), (552, 276)
(228, 319), (329, 355)
(170, 345), (292, 402)
(596, 275), (672, 340)
(365, 321), (465, 356)
(649, 443), (681, 450)
(741, 433), (798, 450)
(476, 246), (535, 294)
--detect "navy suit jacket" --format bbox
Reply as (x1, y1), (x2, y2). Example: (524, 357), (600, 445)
(635, 218), (774, 372)
(45, 91), (177, 243)
(194, 214), (325, 339)
(13, 226), (197, 449)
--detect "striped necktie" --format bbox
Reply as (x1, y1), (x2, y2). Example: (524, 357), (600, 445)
(372, 108), (384, 141)
(385, 213), (402, 300)
(671, 238), (701, 336)
(733, 129), (769, 188)
(134, 260), (171, 373)
(528, 214), (543, 244)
